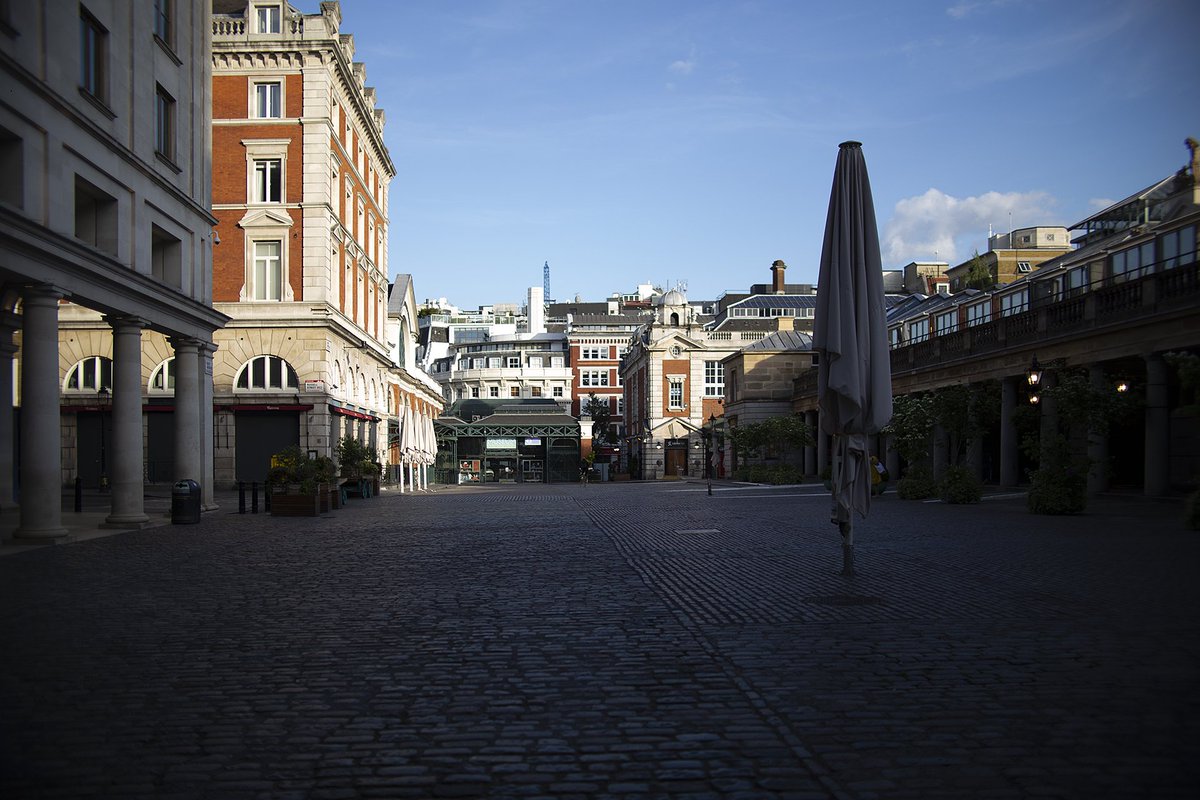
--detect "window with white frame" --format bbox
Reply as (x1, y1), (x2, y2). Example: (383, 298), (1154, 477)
(615, 396), (624, 416)
(934, 310), (957, 336)
(580, 346), (605, 360)
(149, 357), (174, 393)
(64, 356), (112, 392)
(471, 387), (479, 398)
(489, 386), (499, 397)
(551, 355), (564, 368)
(667, 377), (684, 409)
(255, 4), (280, 33)
(510, 386), (520, 397)
(908, 318), (930, 343)
(506, 356), (519, 369)
(531, 386), (542, 397)
(999, 290), (1028, 317)
(252, 158), (281, 203)
(553, 386), (564, 397)
(252, 81), (281, 119)
(581, 370), (610, 387)
(704, 360), (724, 397)
(488, 357), (502, 369)
(889, 327), (903, 349)
(235, 355), (298, 391)
(251, 241), (282, 300)
(528, 356), (543, 368)
(966, 302), (991, 327)
(1016, 261), (1032, 273)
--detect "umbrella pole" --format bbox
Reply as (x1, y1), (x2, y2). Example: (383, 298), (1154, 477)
(839, 517), (855, 578)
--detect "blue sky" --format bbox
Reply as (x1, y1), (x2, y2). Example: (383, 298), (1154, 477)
(320, 0), (1199, 308)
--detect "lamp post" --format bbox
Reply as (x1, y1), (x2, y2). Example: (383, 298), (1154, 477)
(1027, 355), (1043, 405)
(97, 385), (110, 491)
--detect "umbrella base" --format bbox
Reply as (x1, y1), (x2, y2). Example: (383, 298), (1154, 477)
(841, 542), (856, 577)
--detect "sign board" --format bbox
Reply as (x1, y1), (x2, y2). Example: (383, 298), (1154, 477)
(303, 380), (325, 392)
(522, 437), (542, 446)
(486, 437), (517, 450)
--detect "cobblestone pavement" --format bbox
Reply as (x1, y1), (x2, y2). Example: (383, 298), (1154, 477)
(1, 482), (1197, 799)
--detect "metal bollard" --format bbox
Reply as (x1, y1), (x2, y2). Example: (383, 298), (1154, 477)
(238, 481), (246, 514)
(251, 482), (259, 514)
(74, 477), (83, 512)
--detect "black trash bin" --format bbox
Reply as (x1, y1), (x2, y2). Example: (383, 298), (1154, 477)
(171, 479), (201, 524)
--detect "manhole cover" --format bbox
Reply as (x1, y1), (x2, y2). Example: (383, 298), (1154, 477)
(803, 594), (884, 607)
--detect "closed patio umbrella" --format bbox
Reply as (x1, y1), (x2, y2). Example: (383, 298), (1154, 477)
(813, 141), (893, 577)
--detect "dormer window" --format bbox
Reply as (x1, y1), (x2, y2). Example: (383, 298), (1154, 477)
(256, 4), (280, 34)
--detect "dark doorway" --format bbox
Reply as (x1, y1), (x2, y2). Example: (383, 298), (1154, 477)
(234, 412), (299, 483)
(76, 411), (112, 490)
(147, 412), (175, 484)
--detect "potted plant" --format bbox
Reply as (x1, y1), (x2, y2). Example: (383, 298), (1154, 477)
(266, 446), (336, 516)
(336, 436), (374, 498)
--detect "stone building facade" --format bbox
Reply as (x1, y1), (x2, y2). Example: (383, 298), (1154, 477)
(2, 0), (226, 539)
(210, 0), (396, 484)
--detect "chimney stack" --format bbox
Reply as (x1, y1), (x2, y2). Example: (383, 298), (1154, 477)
(771, 260), (787, 294)
(1188, 137), (1200, 206)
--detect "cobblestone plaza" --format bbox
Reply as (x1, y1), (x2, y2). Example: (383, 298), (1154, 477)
(2, 483), (1197, 798)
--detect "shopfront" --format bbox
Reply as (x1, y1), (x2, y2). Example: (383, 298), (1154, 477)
(434, 401), (582, 485)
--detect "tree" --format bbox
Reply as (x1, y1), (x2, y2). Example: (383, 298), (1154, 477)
(729, 414), (812, 464)
(965, 250), (995, 291)
(582, 392), (613, 443)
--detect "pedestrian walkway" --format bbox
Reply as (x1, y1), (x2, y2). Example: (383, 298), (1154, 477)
(1, 483), (1195, 798)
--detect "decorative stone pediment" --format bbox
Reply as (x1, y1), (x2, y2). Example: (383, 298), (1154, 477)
(238, 208), (294, 229)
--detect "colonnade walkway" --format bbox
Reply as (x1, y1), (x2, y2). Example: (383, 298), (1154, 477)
(1, 481), (1196, 798)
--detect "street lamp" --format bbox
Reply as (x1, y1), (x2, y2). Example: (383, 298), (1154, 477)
(1026, 356), (1043, 405)
(96, 386), (110, 491)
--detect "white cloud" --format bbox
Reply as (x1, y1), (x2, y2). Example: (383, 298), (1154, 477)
(668, 58), (696, 76)
(880, 188), (1058, 266)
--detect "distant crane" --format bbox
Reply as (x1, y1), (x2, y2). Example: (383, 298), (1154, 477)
(543, 261), (550, 299)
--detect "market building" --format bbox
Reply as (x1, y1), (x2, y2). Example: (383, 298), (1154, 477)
(2, 0), (226, 540)
(433, 400), (582, 484)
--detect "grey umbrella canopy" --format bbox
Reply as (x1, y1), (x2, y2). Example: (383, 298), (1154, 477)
(813, 141), (893, 577)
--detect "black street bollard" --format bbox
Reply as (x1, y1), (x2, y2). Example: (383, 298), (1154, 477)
(74, 477), (82, 512)
(264, 484), (271, 512)
(251, 482), (259, 514)
(238, 481), (246, 514)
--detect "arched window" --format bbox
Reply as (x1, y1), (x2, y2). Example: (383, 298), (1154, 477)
(149, 358), (175, 393)
(64, 356), (112, 393)
(331, 360), (342, 393)
(234, 355), (298, 391)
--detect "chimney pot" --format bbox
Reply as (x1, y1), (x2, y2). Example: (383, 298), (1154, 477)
(771, 259), (787, 294)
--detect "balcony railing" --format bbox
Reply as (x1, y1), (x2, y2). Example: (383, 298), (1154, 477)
(886, 257), (1199, 373)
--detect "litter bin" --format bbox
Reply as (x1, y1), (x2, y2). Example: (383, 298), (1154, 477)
(171, 479), (201, 524)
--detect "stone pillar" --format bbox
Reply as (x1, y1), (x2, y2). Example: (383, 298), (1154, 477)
(14, 286), (67, 541)
(1000, 377), (1019, 487)
(1087, 365), (1110, 495)
(104, 316), (150, 527)
(170, 338), (202, 485)
(966, 388), (985, 481)
(1144, 353), (1170, 497)
(816, 423), (829, 477)
(932, 423), (948, 481)
(803, 410), (817, 476)
(200, 342), (218, 511)
(0, 323), (17, 511)
(1039, 371), (1059, 464)
(884, 432), (900, 481)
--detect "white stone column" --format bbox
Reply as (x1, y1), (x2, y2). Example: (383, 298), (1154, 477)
(200, 342), (218, 511)
(15, 286), (67, 541)
(170, 337), (202, 484)
(0, 323), (17, 511)
(999, 377), (1019, 487)
(1144, 353), (1170, 497)
(104, 316), (150, 527)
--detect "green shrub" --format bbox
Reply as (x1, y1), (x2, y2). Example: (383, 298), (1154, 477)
(939, 465), (982, 504)
(766, 464), (803, 485)
(897, 465), (937, 500)
(267, 446), (336, 494)
(1027, 467), (1086, 515)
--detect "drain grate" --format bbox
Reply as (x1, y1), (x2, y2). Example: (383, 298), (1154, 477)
(803, 594), (884, 607)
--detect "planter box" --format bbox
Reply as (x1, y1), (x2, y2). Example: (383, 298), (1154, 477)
(270, 484), (327, 517)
